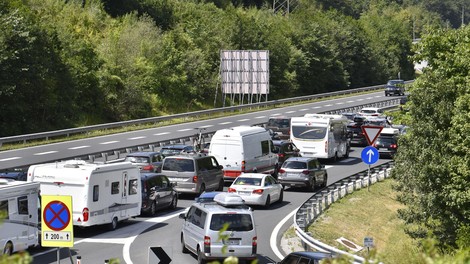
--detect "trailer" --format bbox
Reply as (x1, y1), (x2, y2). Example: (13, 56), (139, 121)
(0, 179), (40, 256)
(27, 160), (141, 230)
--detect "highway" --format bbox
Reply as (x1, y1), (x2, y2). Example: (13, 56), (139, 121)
(0, 90), (394, 263)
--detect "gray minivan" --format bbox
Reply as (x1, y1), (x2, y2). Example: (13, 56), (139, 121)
(161, 154), (224, 195)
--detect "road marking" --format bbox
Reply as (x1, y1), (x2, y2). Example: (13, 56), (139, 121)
(312, 106), (321, 109)
(340, 158), (355, 163)
(219, 121), (232, 125)
(154, 132), (170, 136)
(356, 98), (364, 101)
(336, 102), (344, 105)
(34, 151), (58, 156)
(366, 97), (374, 99)
(324, 104), (333, 107)
(347, 100), (355, 103)
(0, 157), (21, 161)
(198, 125), (213, 128)
(68, 146), (90, 150)
(100, 141), (119, 145)
(255, 116), (266, 119)
(285, 111), (296, 114)
(270, 113), (281, 116)
(299, 108), (309, 111)
(128, 136), (146, 140)
(237, 119), (250, 122)
(177, 128), (192, 132)
(271, 208), (298, 260)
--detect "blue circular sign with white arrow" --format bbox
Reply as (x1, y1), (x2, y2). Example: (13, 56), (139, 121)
(361, 146), (379, 165)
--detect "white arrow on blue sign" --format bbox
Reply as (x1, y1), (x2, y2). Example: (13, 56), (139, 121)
(361, 146), (379, 165)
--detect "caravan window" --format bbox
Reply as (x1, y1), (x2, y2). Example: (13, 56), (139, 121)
(129, 179), (138, 195)
(17, 196), (28, 215)
(261, 140), (269, 155)
(93, 185), (99, 202)
(111, 182), (120, 195)
(0, 200), (8, 219)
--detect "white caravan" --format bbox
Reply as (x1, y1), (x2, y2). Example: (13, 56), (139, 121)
(27, 160), (141, 230)
(209, 126), (278, 181)
(290, 114), (350, 160)
(0, 179), (40, 256)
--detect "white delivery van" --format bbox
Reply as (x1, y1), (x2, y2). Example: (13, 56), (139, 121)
(209, 126), (278, 181)
(27, 160), (141, 230)
(0, 179), (40, 256)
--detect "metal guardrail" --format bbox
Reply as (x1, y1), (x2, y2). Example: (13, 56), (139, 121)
(0, 81), (412, 145)
(293, 162), (394, 263)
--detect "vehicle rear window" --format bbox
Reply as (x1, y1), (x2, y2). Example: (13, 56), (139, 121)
(233, 177), (262, 186)
(162, 158), (195, 172)
(210, 214), (253, 231)
(377, 137), (396, 144)
(267, 118), (290, 128)
(125, 156), (150, 163)
(161, 148), (183, 156)
(282, 161), (307, 169)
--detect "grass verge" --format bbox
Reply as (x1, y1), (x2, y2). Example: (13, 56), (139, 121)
(308, 179), (425, 264)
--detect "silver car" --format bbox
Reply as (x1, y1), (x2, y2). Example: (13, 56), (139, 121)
(277, 157), (328, 191)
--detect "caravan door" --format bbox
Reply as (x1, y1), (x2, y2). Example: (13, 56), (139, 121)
(121, 172), (128, 218)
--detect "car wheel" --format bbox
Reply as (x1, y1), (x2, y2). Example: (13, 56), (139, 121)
(264, 195), (271, 207)
(323, 174), (328, 187)
(309, 178), (316, 191)
(197, 247), (206, 264)
(150, 201), (157, 216)
(217, 179), (224, 191)
(170, 195), (178, 210)
(278, 190), (283, 203)
(181, 235), (189, 254)
(344, 147), (350, 158)
(108, 217), (118, 231)
(3, 242), (13, 256)
(198, 183), (206, 195)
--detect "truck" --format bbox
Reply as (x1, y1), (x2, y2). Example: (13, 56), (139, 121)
(0, 179), (40, 256)
(27, 160), (141, 230)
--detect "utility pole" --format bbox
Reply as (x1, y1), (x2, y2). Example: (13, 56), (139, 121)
(273, 0), (299, 16)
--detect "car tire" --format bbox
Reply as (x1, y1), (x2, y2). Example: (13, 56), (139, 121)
(217, 179), (224, 191)
(150, 201), (157, 216)
(309, 178), (316, 191)
(181, 235), (189, 254)
(197, 247), (206, 264)
(3, 241), (13, 256)
(169, 195), (178, 210)
(323, 174), (328, 188)
(198, 183), (206, 195)
(108, 217), (118, 231)
(264, 195), (271, 207)
(278, 190), (283, 203)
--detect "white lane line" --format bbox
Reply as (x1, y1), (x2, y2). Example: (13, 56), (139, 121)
(100, 141), (119, 145)
(336, 102), (344, 105)
(68, 146), (90, 150)
(270, 113), (281, 116)
(347, 100), (355, 103)
(324, 104), (333, 107)
(356, 98), (364, 101)
(255, 116), (266, 119)
(312, 106), (321, 109)
(375, 95), (382, 98)
(299, 108), (309, 111)
(285, 111), (296, 114)
(366, 97), (374, 100)
(271, 208), (298, 260)
(177, 128), (192, 132)
(128, 136), (146, 140)
(34, 151), (58, 156)
(0, 157), (21, 162)
(198, 125), (213, 128)
(154, 132), (170, 136)
(219, 122), (232, 125)
(238, 119), (250, 122)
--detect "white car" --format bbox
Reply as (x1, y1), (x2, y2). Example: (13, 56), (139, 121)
(357, 107), (385, 117)
(228, 173), (283, 207)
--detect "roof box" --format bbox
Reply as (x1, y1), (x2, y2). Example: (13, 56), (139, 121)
(213, 193), (245, 207)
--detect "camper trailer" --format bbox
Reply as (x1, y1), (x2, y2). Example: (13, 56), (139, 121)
(27, 160), (141, 230)
(0, 179), (40, 256)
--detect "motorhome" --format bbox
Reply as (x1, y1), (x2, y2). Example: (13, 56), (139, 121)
(0, 179), (40, 256)
(290, 114), (350, 160)
(27, 160), (141, 230)
(209, 126), (278, 181)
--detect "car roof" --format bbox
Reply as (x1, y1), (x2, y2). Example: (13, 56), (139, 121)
(140, 172), (166, 180)
(286, 251), (335, 260)
(284, 157), (315, 162)
(272, 140), (291, 145)
(127, 151), (160, 157)
(161, 144), (190, 149)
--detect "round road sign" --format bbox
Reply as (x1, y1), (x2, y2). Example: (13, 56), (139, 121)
(43, 201), (71, 231)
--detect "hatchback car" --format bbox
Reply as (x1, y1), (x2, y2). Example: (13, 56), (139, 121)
(140, 173), (178, 215)
(160, 144), (195, 157)
(228, 173), (283, 207)
(272, 140), (300, 165)
(384, 79), (405, 96)
(124, 151), (163, 173)
(277, 157), (328, 191)
(279, 251), (336, 264)
(373, 134), (398, 158)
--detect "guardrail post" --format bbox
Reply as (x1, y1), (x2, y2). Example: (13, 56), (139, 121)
(88, 155), (95, 162)
(102, 152), (108, 162)
(126, 148), (132, 153)
(114, 150), (120, 159)
(149, 144), (156, 152)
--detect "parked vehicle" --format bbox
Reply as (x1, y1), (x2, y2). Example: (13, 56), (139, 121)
(384, 79), (405, 96)
(265, 116), (291, 139)
(347, 116), (369, 146)
(228, 173), (283, 207)
(290, 114), (350, 160)
(278, 251), (336, 264)
(179, 193), (257, 264)
(140, 173), (178, 216)
(0, 180), (40, 256)
(125, 151), (163, 173)
(27, 160), (141, 230)
(160, 144), (195, 157)
(373, 128), (400, 158)
(209, 126), (279, 181)
(161, 154), (224, 195)
(272, 140), (300, 165)
(277, 157), (328, 191)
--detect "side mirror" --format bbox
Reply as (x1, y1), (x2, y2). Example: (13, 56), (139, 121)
(218, 165), (223, 170)
(179, 213), (186, 220)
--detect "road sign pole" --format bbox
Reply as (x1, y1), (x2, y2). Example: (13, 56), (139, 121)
(56, 247), (60, 264)
(368, 164), (370, 192)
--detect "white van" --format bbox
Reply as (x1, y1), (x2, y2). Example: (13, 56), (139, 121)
(0, 179), (40, 256)
(179, 193), (257, 263)
(209, 126), (279, 181)
(27, 160), (141, 230)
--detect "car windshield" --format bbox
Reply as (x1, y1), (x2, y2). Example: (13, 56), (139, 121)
(282, 161), (307, 169)
(387, 80), (404, 86)
(210, 214), (253, 231)
(125, 156), (150, 164)
(233, 177), (262, 186)
(291, 126), (327, 139)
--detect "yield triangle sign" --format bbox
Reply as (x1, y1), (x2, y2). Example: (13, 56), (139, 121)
(361, 126), (383, 145)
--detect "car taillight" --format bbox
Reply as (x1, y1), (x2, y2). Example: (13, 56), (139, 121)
(252, 189), (263, 195)
(228, 188), (236, 193)
(373, 143), (378, 147)
(204, 236), (211, 253)
(82, 208), (89, 222)
(278, 169), (285, 174)
(390, 144), (397, 149)
(301, 170), (310, 175)
(252, 236), (257, 254)
(278, 153), (285, 158)
(192, 176), (198, 183)
(143, 165), (154, 171)
(241, 160), (246, 172)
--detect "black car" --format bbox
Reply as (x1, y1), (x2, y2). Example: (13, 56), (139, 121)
(272, 140), (300, 165)
(373, 134), (398, 158)
(0, 167), (28, 181)
(347, 116), (369, 146)
(140, 173), (178, 215)
(384, 79), (405, 96)
(278, 251), (336, 264)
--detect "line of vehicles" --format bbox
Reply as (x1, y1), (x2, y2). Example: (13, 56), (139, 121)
(0, 105), (406, 262)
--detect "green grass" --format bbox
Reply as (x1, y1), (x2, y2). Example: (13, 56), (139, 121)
(308, 179), (425, 264)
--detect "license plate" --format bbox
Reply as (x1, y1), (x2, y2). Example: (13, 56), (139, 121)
(353, 133), (358, 136)
(287, 173), (300, 177)
(223, 239), (240, 245)
(238, 191), (251, 195)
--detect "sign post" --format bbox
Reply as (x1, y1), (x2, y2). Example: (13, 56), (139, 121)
(364, 237), (374, 257)
(361, 125), (383, 191)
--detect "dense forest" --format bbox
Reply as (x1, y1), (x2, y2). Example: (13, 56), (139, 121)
(0, 0), (467, 136)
